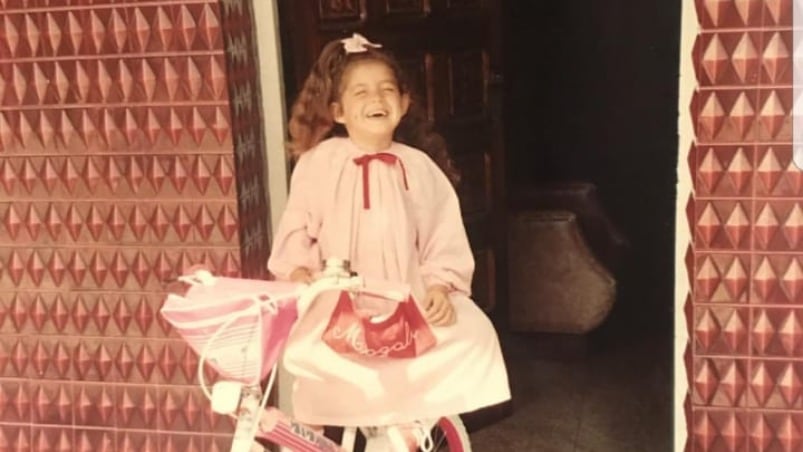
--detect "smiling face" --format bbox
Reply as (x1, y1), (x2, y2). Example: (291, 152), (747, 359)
(331, 59), (410, 152)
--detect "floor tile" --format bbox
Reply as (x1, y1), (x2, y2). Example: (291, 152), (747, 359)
(469, 330), (672, 451)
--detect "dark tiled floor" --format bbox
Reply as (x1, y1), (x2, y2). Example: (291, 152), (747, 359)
(469, 327), (673, 452)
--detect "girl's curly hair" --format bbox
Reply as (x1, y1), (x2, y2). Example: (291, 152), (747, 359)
(287, 37), (460, 186)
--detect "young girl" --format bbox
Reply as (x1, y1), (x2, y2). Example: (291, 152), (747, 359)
(268, 33), (510, 443)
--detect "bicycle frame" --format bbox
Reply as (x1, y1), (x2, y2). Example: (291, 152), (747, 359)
(164, 259), (441, 452)
(210, 337), (415, 450)
(222, 371), (439, 452)
(225, 382), (342, 452)
(205, 268), (370, 452)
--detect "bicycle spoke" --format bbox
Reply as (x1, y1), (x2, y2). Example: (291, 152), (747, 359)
(426, 427), (448, 451)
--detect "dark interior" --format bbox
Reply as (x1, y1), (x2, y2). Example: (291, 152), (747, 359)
(468, 2), (681, 449)
(502, 1), (680, 338)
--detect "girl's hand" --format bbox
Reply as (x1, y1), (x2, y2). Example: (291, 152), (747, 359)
(424, 285), (456, 326)
(289, 266), (314, 284)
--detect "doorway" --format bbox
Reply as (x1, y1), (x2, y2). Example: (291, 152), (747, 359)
(491, 1), (680, 450)
(270, 0), (680, 449)
(504, 1), (680, 336)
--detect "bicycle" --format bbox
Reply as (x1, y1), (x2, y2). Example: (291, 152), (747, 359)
(161, 258), (471, 452)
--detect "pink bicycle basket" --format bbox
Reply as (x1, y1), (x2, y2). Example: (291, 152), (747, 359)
(160, 274), (302, 384)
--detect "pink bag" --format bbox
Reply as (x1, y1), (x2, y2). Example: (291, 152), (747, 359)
(160, 274), (303, 383)
(322, 290), (437, 359)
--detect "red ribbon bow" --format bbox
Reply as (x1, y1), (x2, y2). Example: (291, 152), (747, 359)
(352, 153), (409, 209)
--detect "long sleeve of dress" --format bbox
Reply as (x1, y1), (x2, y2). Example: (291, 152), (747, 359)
(414, 161), (475, 296)
(267, 154), (321, 280)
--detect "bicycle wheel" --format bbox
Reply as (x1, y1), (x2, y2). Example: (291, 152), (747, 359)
(422, 416), (471, 452)
(336, 416), (472, 452)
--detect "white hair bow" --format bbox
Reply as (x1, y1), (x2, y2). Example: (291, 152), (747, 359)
(340, 33), (382, 54)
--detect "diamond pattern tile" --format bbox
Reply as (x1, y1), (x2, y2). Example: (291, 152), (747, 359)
(695, 200), (752, 249)
(31, 381), (71, 425)
(751, 257), (803, 304)
(755, 145), (803, 197)
(0, 1), (271, 448)
(698, 0), (765, 28)
(692, 409), (751, 450)
(694, 253), (751, 303)
(750, 308), (803, 356)
(697, 31), (762, 85)
(747, 413), (803, 450)
(687, 1), (802, 450)
(2, 202), (239, 243)
(693, 358), (749, 407)
(694, 307), (750, 354)
(755, 202), (803, 252)
(694, 88), (796, 143)
(696, 29), (794, 87)
(0, 106), (232, 153)
(695, 145), (755, 196)
(0, 154), (236, 196)
(747, 361), (803, 409)
(760, 31), (792, 84)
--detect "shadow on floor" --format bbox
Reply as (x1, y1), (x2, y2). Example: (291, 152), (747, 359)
(468, 322), (673, 452)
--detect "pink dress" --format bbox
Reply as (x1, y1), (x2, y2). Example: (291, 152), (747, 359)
(268, 137), (510, 426)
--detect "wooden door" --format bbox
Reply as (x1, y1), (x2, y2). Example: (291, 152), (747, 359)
(277, 0), (506, 312)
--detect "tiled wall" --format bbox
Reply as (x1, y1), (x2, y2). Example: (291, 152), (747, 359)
(0, 1), (270, 449)
(686, 0), (803, 449)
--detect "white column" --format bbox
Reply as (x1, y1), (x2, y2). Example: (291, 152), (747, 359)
(675, 1), (697, 451)
(253, 0), (291, 227)
(252, 0), (294, 434)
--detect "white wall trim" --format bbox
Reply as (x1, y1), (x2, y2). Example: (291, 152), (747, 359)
(252, 0), (294, 421)
(254, 0), (290, 229)
(675, 1), (695, 450)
